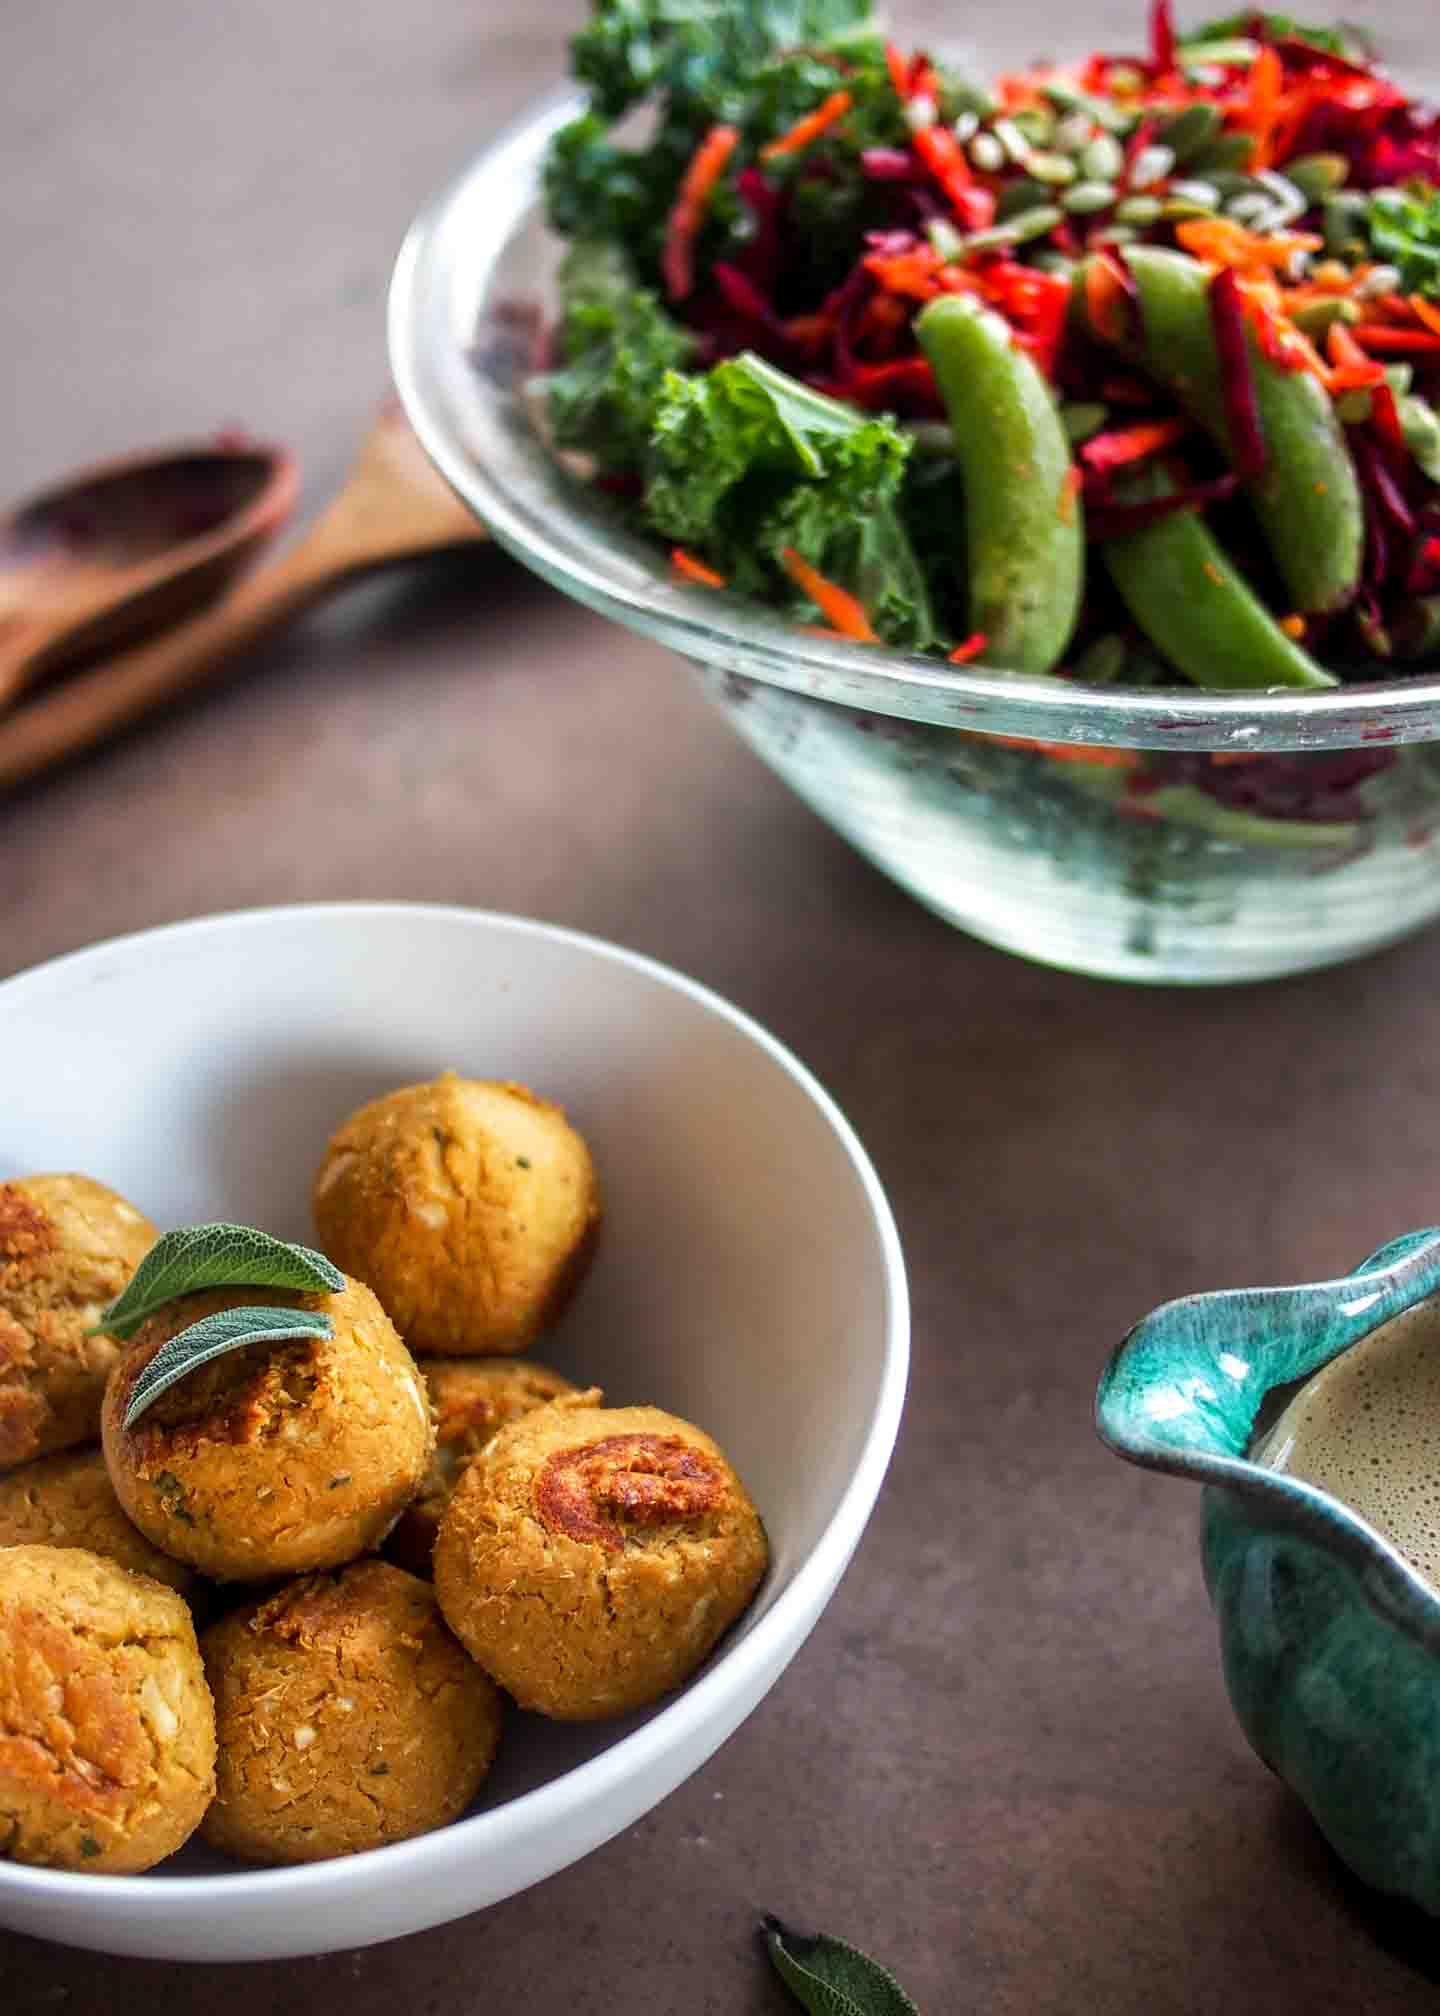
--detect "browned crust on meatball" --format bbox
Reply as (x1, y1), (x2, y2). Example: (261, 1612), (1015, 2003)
(434, 1395), (768, 1722)
(0, 1177), (157, 1472)
(0, 1545), (215, 1872)
(200, 1559), (501, 1865)
(534, 1434), (726, 1552)
(0, 1448), (195, 1596)
(102, 1277), (433, 1583)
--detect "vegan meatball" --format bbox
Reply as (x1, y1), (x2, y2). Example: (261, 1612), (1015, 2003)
(0, 1446), (196, 1597)
(0, 1174), (156, 1473)
(102, 1276), (432, 1582)
(201, 1558), (502, 1864)
(312, 1073), (600, 1355)
(387, 1356), (578, 1573)
(434, 1393), (768, 1721)
(0, 1544), (215, 1872)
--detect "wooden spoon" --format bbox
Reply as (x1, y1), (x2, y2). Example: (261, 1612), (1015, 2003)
(0, 438), (299, 710)
(0, 403), (489, 792)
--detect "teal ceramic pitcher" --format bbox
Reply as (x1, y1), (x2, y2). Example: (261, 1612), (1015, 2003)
(1097, 1229), (1440, 1914)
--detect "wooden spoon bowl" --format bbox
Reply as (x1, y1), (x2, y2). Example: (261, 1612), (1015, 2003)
(0, 439), (299, 708)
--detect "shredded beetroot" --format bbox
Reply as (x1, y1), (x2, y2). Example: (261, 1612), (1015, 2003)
(1084, 473), (1241, 540)
(861, 147), (916, 181)
(712, 262), (782, 331)
(1208, 269), (1267, 484)
(1350, 427), (1417, 541)
(1408, 534), (1440, 596)
(1149, 0), (1176, 77)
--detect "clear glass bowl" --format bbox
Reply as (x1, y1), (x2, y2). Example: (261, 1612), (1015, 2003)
(389, 92), (1440, 985)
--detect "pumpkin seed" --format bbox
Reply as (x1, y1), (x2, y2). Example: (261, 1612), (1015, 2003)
(1288, 296), (1360, 340)
(1284, 152), (1350, 201)
(1226, 191), (1273, 226)
(995, 177), (1051, 219)
(1062, 402), (1109, 445)
(1115, 193), (1163, 226)
(1355, 264), (1403, 300)
(1128, 144), (1176, 189)
(1168, 178), (1220, 210)
(1061, 180), (1118, 215)
(991, 117), (1031, 163)
(1081, 133), (1125, 181)
(1185, 132), (1257, 174)
(1025, 150), (1079, 185)
(1157, 102), (1222, 162)
(1053, 112), (1093, 153)
(952, 110), (980, 144)
(1011, 107), (1054, 146)
(968, 132), (1006, 173)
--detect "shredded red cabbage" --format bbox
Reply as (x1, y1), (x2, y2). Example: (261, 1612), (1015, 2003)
(1208, 269), (1267, 484)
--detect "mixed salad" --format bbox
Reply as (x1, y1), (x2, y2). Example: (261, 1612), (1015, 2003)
(541, 0), (1440, 717)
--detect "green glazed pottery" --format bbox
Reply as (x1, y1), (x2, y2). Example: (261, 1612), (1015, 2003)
(1097, 1229), (1440, 1913)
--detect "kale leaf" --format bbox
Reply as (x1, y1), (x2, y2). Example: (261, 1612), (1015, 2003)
(545, 240), (696, 470)
(643, 353), (939, 649)
(571, 0), (882, 123)
(1368, 186), (1440, 299)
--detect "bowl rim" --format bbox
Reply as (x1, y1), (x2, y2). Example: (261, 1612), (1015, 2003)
(1095, 1227), (1440, 1652)
(0, 900), (910, 1912)
(389, 88), (1440, 757)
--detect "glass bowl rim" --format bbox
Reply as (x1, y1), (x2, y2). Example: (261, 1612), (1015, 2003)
(389, 87), (1440, 755)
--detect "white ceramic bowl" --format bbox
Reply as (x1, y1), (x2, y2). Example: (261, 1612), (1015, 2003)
(0, 903), (906, 1962)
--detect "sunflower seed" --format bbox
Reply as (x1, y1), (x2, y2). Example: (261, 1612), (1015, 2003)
(968, 132), (1006, 172)
(1226, 191), (1274, 226)
(952, 110), (980, 143)
(1355, 264), (1403, 300)
(1011, 107), (1054, 145)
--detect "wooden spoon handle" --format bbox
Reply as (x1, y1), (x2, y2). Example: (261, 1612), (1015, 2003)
(0, 545), (344, 793)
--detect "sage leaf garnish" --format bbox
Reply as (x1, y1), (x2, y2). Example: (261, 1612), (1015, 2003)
(100, 1224), (344, 1340)
(761, 1916), (920, 2016)
(122, 1306), (335, 1430)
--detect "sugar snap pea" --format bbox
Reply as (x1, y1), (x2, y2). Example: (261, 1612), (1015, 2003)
(1075, 247), (1364, 614)
(915, 294), (1082, 673)
(1101, 467), (1338, 691)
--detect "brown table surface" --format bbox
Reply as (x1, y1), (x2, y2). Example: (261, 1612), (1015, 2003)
(5, 1), (1440, 2008)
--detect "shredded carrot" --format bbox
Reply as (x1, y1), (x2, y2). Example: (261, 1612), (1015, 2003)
(981, 734), (1139, 769)
(761, 91), (853, 161)
(1412, 296), (1440, 339)
(1354, 325), (1440, 354)
(671, 548), (727, 589)
(865, 249), (947, 301)
(781, 548), (879, 642)
(948, 632), (989, 664)
(1082, 418), (1191, 471)
(1243, 45), (1285, 170)
(911, 124), (992, 230)
(662, 124), (740, 302)
(1085, 254), (1134, 347)
(1279, 614), (1307, 640)
(1177, 217), (1323, 276)
(885, 42), (913, 100)
(1058, 467), (1082, 524)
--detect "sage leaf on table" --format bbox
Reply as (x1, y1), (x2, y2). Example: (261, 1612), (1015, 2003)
(122, 1306), (335, 1430)
(100, 1224), (344, 1340)
(761, 1916), (921, 2016)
